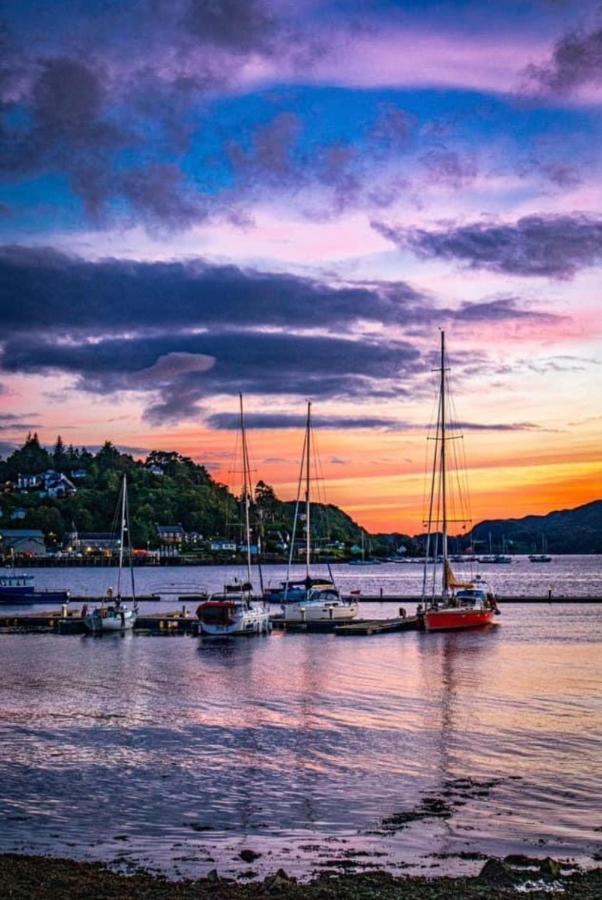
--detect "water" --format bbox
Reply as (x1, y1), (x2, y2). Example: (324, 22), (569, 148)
(0, 558), (601, 879)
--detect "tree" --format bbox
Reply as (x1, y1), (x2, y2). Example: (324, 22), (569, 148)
(4, 433), (51, 479)
(53, 436), (69, 471)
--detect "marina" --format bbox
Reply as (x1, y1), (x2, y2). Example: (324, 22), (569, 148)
(1, 592), (601, 634)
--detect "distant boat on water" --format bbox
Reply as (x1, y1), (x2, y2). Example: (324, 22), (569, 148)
(0, 571), (69, 605)
(419, 332), (500, 633)
(348, 531), (380, 565)
(529, 535), (552, 563)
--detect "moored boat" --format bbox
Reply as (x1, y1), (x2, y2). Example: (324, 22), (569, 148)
(0, 571), (70, 605)
(264, 575), (335, 603)
(529, 536), (552, 562)
(83, 475), (137, 633)
(418, 332), (500, 633)
(197, 581), (271, 636)
(197, 396), (271, 637)
(423, 570), (498, 632)
(282, 402), (358, 624)
(477, 554), (512, 564)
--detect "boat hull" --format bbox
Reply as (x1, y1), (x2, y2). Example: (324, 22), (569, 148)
(0, 591), (70, 605)
(84, 609), (136, 632)
(424, 608), (496, 632)
(284, 600), (358, 623)
(197, 599), (271, 636)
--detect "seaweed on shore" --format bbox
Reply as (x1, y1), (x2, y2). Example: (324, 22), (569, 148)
(1, 852), (602, 900)
(374, 776), (511, 835)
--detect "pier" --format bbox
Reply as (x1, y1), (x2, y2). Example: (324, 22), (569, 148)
(0, 610), (200, 635)
(0, 609), (422, 636)
(341, 593), (602, 603)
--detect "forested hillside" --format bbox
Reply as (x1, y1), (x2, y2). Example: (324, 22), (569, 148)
(0, 434), (367, 553)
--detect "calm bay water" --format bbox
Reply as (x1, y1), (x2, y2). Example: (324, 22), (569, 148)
(0, 557), (601, 879)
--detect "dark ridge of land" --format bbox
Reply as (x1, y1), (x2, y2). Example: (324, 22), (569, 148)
(466, 499), (602, 555)
(1, 854), (602, 900)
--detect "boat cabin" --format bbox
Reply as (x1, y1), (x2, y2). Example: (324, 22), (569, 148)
(306, 586), (343, 605)
(0, 573), (34, 590)
(454, 588), (490, 608)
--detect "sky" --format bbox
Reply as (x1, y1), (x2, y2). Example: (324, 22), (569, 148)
(1, 0), (601, 533)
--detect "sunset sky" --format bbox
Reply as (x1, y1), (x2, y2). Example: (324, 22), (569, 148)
(1, 0), (601, 532)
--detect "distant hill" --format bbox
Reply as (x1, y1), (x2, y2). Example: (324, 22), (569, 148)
(468, 500), (602, 554)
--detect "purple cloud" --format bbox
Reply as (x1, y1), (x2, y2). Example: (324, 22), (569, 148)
(372, 214), (602, 278)
(525, 24), (602, 94)
(419, 148), (478, 187)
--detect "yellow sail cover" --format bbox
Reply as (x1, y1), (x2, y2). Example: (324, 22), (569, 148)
(445, 561), (473, 590)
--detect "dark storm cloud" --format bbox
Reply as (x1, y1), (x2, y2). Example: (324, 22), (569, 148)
(452, 297), (558, 323)
(0, 58), (124, 175)
(0, 246), (424, 334)
(207, 413), (403, 430)
(0, 328), (419, 423)
(372, 214), (602, 278)
(525, 24), (602, 94)
(0, 246), (561, 424)
(0, 55), (208, 228)
(209, 412), (541, 432)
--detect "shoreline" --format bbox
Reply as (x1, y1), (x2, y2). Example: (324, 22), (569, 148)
(1, 853), (601, 899)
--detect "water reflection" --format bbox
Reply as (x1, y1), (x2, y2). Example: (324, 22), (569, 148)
(0, 601), (600, 877)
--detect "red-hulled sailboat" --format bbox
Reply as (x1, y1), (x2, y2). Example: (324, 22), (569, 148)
(418, 331), (499, 633)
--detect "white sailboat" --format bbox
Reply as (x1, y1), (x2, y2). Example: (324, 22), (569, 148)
(197, 396), (271, 636)
(83, 475), (137, 633)
(283, 402), (358, 624)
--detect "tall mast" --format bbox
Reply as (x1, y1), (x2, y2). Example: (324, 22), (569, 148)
(305, 400), (312, 579)
(440, 330), (449, 594)
(239, 393), (252, 584)
(117, 473), (127, 598)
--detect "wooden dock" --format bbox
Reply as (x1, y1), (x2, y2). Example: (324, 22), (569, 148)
(270, 614), (420, 634)
(0, 610), (200, 635)
(335, 616), (420, 636)
(343, 594), (602, 604)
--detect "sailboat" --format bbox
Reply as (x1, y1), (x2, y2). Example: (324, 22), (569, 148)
(83, 475), (137, 633)
(196, 396), (271, 636)
(283, 402), (358, 623)
(477, 532), (511, 564)
(529, 534), (552, 563)
(419, 332), (499, 632)
(348, 530), (378, 565)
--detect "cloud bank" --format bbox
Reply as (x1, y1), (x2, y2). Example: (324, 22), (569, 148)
(373, 214), (602, 279)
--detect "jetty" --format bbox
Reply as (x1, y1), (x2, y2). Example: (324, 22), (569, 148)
(0, 610), (199, 635)
(335, 616), (419, 635)
(0, 609), (421, 636)
(266, 614), (421, 634)
(341, 593), (602, 603)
